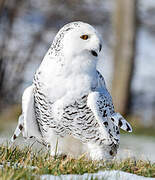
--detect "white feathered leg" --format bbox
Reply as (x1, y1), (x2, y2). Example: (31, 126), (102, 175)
(87, 143), (114, 160)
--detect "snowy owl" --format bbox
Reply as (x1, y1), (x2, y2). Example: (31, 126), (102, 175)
(11, 21), (132, 160)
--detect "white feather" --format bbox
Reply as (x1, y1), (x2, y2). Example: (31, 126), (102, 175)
(22, 85), (42, 139)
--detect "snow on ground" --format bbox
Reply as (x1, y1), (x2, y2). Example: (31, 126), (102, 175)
(41, 170), (155, 180)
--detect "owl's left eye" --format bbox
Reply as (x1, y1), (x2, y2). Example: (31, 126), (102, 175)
(80, 35), (89, 40)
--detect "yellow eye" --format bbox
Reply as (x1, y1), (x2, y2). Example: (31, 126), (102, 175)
(80, 35), (89, 40)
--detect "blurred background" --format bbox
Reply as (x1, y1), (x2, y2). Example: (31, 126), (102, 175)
(0, 0), (155, 160)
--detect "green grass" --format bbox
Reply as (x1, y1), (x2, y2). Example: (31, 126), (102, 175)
(124, 115), (155, 137)
(0, 105), (21, 132)
(120, 126), (155, 137)
(130, 127), (155, 137)
(0, 145), (154, 180)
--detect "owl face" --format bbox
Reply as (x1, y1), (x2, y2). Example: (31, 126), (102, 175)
(63, 23), (102, 60)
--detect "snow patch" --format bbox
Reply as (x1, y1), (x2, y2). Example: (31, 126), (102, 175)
(41, 170), (155, 180)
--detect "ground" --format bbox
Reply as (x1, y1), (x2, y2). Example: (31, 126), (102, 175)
(0, 145), (154, 179)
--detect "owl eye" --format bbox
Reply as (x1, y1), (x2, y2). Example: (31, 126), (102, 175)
(80, 35), (89, 40)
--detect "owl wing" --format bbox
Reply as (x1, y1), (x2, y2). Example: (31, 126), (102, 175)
(96, 70), (113, 102)
(88, 71), (132, 132)
(11, 85), (42, 143)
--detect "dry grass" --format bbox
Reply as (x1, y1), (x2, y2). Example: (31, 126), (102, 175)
(0, 145), (154, 180)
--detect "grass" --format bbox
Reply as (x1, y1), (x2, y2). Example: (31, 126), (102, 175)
(122, 115), (155, 137)
(0, 105), (21, 132)
(0, 145), (154, 180)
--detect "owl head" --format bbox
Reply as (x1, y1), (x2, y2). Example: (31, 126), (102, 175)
(48, 22), (103, 74)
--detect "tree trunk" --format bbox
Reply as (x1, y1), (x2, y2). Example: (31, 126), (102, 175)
(112, 0), (137, 115)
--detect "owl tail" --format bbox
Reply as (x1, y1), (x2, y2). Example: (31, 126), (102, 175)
(10, 114), (24, 143)
(110, 113), (132, 132)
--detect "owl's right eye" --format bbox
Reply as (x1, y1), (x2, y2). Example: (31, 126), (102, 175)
(80, 35), (89, 40)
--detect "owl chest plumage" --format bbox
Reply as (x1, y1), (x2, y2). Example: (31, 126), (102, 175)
(33, 71), (118, 148)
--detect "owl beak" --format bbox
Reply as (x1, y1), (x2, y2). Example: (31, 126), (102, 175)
(90, 43), (102, 57)
(99, 44), (102, 52)
(91, 50), (98, 57)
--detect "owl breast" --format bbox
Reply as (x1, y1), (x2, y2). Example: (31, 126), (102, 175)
(34, 72), (119, 151)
